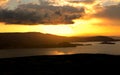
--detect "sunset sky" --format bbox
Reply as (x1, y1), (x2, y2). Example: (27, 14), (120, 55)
(0, 0), (120, 36)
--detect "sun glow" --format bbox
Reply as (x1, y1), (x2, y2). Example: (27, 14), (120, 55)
(0, 0), (120, 37)
(71, 18), (103, 35)
(34, 0), (105, 36)
(39, 25), (74, 36)
(36, 18), (106, 36)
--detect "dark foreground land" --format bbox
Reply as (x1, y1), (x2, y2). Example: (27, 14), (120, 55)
(0, 54), (120, 75)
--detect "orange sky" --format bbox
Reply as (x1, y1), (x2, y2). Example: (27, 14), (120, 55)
(0, 19), (120, 37)
(0, 0), (120, 37)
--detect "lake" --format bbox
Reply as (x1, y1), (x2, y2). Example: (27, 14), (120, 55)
(0, 41), (120, 58)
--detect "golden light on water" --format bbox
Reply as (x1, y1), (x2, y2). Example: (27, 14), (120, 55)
(51, 50), (75, 55)
(52, 51), (65, 55)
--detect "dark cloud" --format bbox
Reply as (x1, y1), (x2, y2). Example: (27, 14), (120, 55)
(0, 8), (41, 25)
(95, 4), (120, 20)
(68, 0), (95, 4)
(0, 3), (84, 25)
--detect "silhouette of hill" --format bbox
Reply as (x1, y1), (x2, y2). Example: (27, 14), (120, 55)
(70, 36), (116, 42)
(0, 32), (117, 49)
(0, 32), (69, 49)
(0, 54), (120, 75)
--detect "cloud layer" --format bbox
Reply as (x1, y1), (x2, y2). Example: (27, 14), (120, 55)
(0, 0), (120, 25)
(0, 3), (84, 25)
(95, 4), (120, 20)
(68, 0), (95, 4)
(0, 0), (9, 7)
(0, 0), (85, 25)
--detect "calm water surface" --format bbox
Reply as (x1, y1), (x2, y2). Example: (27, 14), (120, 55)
(0, 42), (120, 58)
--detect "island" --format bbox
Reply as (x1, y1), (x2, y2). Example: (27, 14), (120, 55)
(0, 32), (119, 49)
(100, 41), (116, 44)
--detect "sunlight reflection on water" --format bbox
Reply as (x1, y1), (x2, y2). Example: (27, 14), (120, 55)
(0, 42), (120, 58)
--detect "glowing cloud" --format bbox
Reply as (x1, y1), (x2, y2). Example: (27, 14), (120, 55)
(0, 0), (120, 36)
(0, 0), (9, 8)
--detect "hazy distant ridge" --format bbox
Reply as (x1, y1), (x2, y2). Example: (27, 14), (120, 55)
(0, 32), (117, 49)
